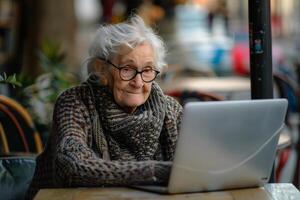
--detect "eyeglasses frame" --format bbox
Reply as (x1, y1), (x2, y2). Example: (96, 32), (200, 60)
(97, 57), (160, 83)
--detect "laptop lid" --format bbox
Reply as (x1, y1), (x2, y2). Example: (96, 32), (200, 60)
(168, 99), (288, 193)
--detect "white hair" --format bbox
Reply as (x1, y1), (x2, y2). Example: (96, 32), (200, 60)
(85, 15), (167, 75)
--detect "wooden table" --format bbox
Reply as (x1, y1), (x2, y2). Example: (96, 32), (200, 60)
(159, 76), (251, 100)
(160, 77), (250, 93)
(34, 183), (299, 200)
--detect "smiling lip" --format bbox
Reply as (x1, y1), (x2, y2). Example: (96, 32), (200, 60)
(126, 91), (141, 94)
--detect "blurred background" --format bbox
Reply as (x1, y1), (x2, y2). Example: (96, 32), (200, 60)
(1, 0), (300, 189)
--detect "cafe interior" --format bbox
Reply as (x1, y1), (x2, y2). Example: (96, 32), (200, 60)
(1, 0), (300, 199)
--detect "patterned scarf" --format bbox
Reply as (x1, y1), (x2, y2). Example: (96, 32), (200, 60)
(87, 77), (168, 161)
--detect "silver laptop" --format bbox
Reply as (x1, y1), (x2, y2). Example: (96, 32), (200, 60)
(134, 99), (288, 194)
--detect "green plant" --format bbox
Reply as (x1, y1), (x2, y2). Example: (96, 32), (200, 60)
(22, 40), (80, 142)
(0, 72), (22, 88)
(35, 39), (79, 102)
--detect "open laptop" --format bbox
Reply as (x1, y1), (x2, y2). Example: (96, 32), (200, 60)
(134, 99), (288, 194)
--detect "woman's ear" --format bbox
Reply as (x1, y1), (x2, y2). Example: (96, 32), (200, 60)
(92, 60), (111, 86)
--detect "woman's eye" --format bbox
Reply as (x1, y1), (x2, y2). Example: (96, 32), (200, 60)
(143, 68), (154, 73)
(121, 67), (135, 74)
(122, 65), (134, 69)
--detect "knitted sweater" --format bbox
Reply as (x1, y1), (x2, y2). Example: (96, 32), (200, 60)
(26, 81), (183, 199)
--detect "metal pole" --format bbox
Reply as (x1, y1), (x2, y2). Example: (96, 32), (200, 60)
(249, 0), (273, 99)
(248, 0), (274, 182)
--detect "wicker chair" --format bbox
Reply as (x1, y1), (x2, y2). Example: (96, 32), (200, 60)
(273, 73), (300, 187)
(0, 95), (43, 155)
(166, 90), (224, 106)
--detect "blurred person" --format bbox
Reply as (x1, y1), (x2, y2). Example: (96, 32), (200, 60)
(125, 0), (143, 17)
(125, 0), (165, 25)
(26, 15), (183, 199)
(207, 0), (229, 35)
(100, 0), (116, 22)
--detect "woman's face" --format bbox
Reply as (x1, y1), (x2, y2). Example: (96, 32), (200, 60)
(110, 43), (155, 113)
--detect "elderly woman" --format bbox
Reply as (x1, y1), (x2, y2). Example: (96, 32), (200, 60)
(26, 15), (183, 199)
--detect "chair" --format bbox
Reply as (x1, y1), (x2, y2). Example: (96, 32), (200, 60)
(166, 90), (224, 106)
(273, 73), (300, 186)
(0, 95), (43, 155)
(0, 156), (36, 200)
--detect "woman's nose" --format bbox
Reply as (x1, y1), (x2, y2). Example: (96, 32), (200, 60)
(130, 73), (144, 87)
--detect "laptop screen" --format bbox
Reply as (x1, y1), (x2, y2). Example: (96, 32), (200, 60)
(168, 99), (288, 193)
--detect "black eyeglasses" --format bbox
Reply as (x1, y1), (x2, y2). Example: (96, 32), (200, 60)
(98, 57), (160, 83)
